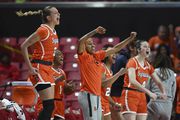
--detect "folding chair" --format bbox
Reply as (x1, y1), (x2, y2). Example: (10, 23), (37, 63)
(11, 81), (38, 107)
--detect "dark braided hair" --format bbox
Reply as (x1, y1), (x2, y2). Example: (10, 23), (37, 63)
(16, 6), (54, 23)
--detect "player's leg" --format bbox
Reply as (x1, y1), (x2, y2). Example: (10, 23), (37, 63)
(136, 114), (147, 120)
(78, 91), (102, 120)
(123, 113), (136, 120)
(37, 85), (55, 120)
(104, 114), (111, 120)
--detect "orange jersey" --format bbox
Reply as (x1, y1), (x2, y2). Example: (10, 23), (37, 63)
(173, 56), (180, 73)
(120, 57), (154, 114)
(32, 24), (59, 62)
(176, 75), (180, 114)
(51, 67), (67, 99)
(124, 57), (154, 89)
(78, 50), (106, 96)
(148, 36), (169, 50)
(52, 67), (66, 118)
(101, 64), (113, 109)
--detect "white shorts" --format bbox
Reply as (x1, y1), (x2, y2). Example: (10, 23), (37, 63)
(78, 91), (102, 120)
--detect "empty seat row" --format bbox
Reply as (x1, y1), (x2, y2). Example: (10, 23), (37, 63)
(63, 62), (79, 72)
(0, 37), (120, 46)
(67, 71), (80, 81)
(0, 37), (26, 46)
(0, 37), (120, 56)
(60, 37), (120, 46)
(1, 36), (120, 81)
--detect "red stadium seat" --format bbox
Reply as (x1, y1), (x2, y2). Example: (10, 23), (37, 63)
(67, 71), (80, 81)
(62, 45), (77, 53)
(11, 45), (24, 62)
(65, 100), (84, 120)
(20, 63), (28, 71)
(91, 37), (100, 45)
(101, 37), (120, 46)
(65, 99), (83, 120)
(64, 53), (78, 62)
(63, 63), (79, 72)
(60, 37), (78, 45)
(71, 101), (81, 110)
(19, 70), (29, 81)
(0, 87), (12, 100)
(0, 109), (18, 120)
(65, 92), (78, 101)
(0, 110), (11, 120)
(1, 37), (17, 46)
(11, 62), (20, 69)
(17, 37), (33, 55)
(18, 37), (27, 45)
(19, 63), (29, 80)
(95, 44), (103, 51)
(73, 80), (81, 91)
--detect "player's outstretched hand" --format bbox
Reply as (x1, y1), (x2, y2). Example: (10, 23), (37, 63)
(96, 26), (106, 34)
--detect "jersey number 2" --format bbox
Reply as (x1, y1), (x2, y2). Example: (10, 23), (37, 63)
(105, 88), (111, 96)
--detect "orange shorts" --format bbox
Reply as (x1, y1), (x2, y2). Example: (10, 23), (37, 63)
(52, 100), (65, 119)
(29, 63), (55, 91)
(119, 90), (147, 115)
(102, 102), (111, 116)
(111, 96), (121, 104)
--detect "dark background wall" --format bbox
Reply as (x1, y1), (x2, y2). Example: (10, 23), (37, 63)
(0, 2), (180, 40)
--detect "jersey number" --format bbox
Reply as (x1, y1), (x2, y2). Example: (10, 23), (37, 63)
(105, 88), (111, 96)
(59, 86), (62, 95)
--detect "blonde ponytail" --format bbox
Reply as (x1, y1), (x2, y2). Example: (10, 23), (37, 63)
(16, 10), (42, 17)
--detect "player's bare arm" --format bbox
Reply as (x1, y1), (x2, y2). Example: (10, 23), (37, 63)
(77, 26), (106, 54)
(105, 32), (137, 57)
(102, 68), (127, 88)
(21, 32), (40, 75)
(151, 72), (167, 99)
(128, 68), (157, 100)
